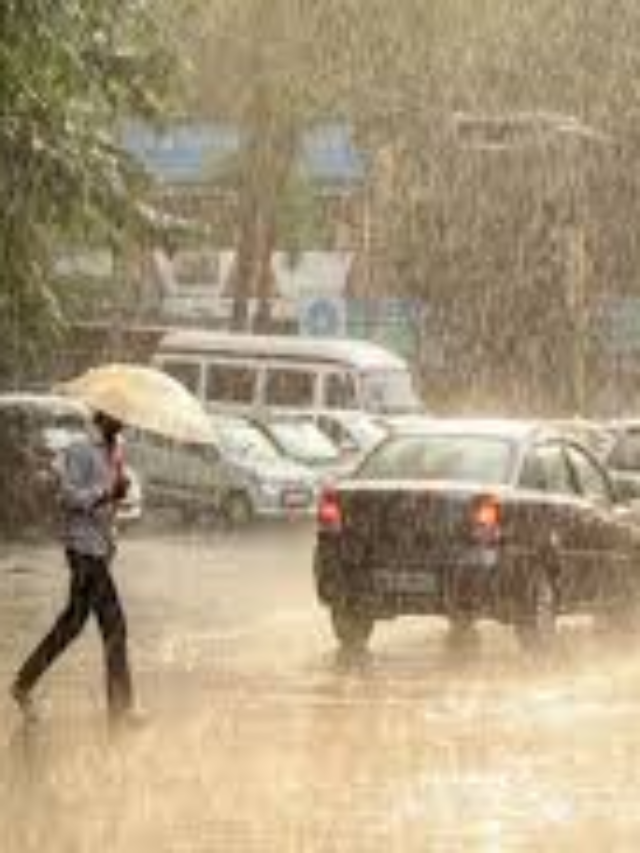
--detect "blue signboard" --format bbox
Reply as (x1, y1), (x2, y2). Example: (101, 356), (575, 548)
(121, 121), (364, 187)
(299, 297), (346, 337)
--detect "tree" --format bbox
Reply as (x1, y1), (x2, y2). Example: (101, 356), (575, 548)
(189, 0), (367, 330)
(0, 0), (186, 385)
(186, 0), (640, 411)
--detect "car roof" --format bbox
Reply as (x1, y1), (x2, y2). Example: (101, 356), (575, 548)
(0, 393), (87, 416)
(389, 417), (566, 442)
(545, 417), (606, 432)
(312, 409), (382, 423)
(259, 411), (328, 426)
(261, 417), (331, 437)
(608, 418), (640, 431)
(210, 412), (261, 430)
(157, 330), (407, 370)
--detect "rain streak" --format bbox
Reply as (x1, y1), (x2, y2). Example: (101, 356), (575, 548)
(3, 2), (640, 851)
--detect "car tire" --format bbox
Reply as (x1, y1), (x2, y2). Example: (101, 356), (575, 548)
(222, 492), (254, 529)
(514, 570), (557, 653)
(330, 604), (374, 653)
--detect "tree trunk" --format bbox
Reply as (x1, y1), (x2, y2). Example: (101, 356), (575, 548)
(230, 117), (296, 333)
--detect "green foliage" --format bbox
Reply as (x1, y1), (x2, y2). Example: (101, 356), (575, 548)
(13, 0), (626, 406)
(0, 0), (185, 385)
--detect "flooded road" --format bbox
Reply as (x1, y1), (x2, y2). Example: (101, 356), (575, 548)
(2, 525), (640, 851)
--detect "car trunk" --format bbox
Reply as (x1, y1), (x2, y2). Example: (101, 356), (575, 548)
(334, 481), (498, 565)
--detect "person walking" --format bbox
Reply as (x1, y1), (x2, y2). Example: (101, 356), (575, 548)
(11, 410), (137, 727)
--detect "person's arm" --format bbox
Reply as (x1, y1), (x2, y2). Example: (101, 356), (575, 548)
(112, 472), (130, 502)
(59, 442), (108, 512)
(111, 442), (130, 503)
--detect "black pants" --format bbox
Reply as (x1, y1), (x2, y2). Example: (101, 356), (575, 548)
(15, 550), (133, 718)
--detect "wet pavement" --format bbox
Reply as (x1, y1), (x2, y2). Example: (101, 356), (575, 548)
(2, 524), (640, 851)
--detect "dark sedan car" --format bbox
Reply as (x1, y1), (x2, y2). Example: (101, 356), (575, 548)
(603, 420), (640, 502)
(314, 420), (640, 653)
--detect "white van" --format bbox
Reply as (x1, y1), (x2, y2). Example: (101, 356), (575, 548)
(152, 331), (423, 417)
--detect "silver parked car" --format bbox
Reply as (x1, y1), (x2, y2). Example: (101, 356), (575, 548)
(257, 417), (342, 473)
(126, 414), (318, 527)
(212, 415), (320, 523)
(309, 410), (388, 460)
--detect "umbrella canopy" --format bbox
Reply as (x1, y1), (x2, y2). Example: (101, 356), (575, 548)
(57, 364), (216, 444)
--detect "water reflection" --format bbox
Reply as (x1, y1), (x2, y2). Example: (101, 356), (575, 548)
(2, 628), (640, 851)
(3, 537), (640, 851)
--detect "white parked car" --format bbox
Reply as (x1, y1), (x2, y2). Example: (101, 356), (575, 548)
(0, 393), (144, 534)
(256, 417), (343, 475)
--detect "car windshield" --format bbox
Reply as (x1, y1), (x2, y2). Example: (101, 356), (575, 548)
(343, 415), (387, 449)
(357, 433), (516, 485)
(361, 370), (421, 415)
(213, 419), (281, 463)
(43, 425), (87, 452)
(608, 430), (640, 471)
(0, 406), (87, 451)
(267, 421), (340, 464)
(42, 412), (88, 451)
(552, 420), (614, 460)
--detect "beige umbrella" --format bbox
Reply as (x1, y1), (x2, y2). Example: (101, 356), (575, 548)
(57, 364), (215, 444)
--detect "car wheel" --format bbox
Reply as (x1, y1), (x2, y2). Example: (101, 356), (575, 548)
(330, 604), (374, 653)
(222, 492), (254, 529)
(514, 570), (557, 653)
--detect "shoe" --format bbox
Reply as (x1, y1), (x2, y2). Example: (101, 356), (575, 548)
(109, 706), (149, 734)
(10, 683), (38, 723)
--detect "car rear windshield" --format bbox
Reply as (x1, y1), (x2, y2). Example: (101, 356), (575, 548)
(213, 419), (281, 463)
(0, 406), (87, 449)
(357, 433), (516, 485)
(267, 421), (340, 464)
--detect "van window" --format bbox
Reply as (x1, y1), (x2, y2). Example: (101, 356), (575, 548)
(206, 364), (257, 404)
(162, 361), (201, 395)
(264, 369), (315, 407)
(361, 370), (421, 414)
(325, 373), (357, 409)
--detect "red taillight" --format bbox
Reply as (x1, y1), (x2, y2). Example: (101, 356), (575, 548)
(318, 489), (343, 532)
(472, 494), (502, 543)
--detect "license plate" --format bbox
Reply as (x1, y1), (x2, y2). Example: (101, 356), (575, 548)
(373, 570), (439, 594)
